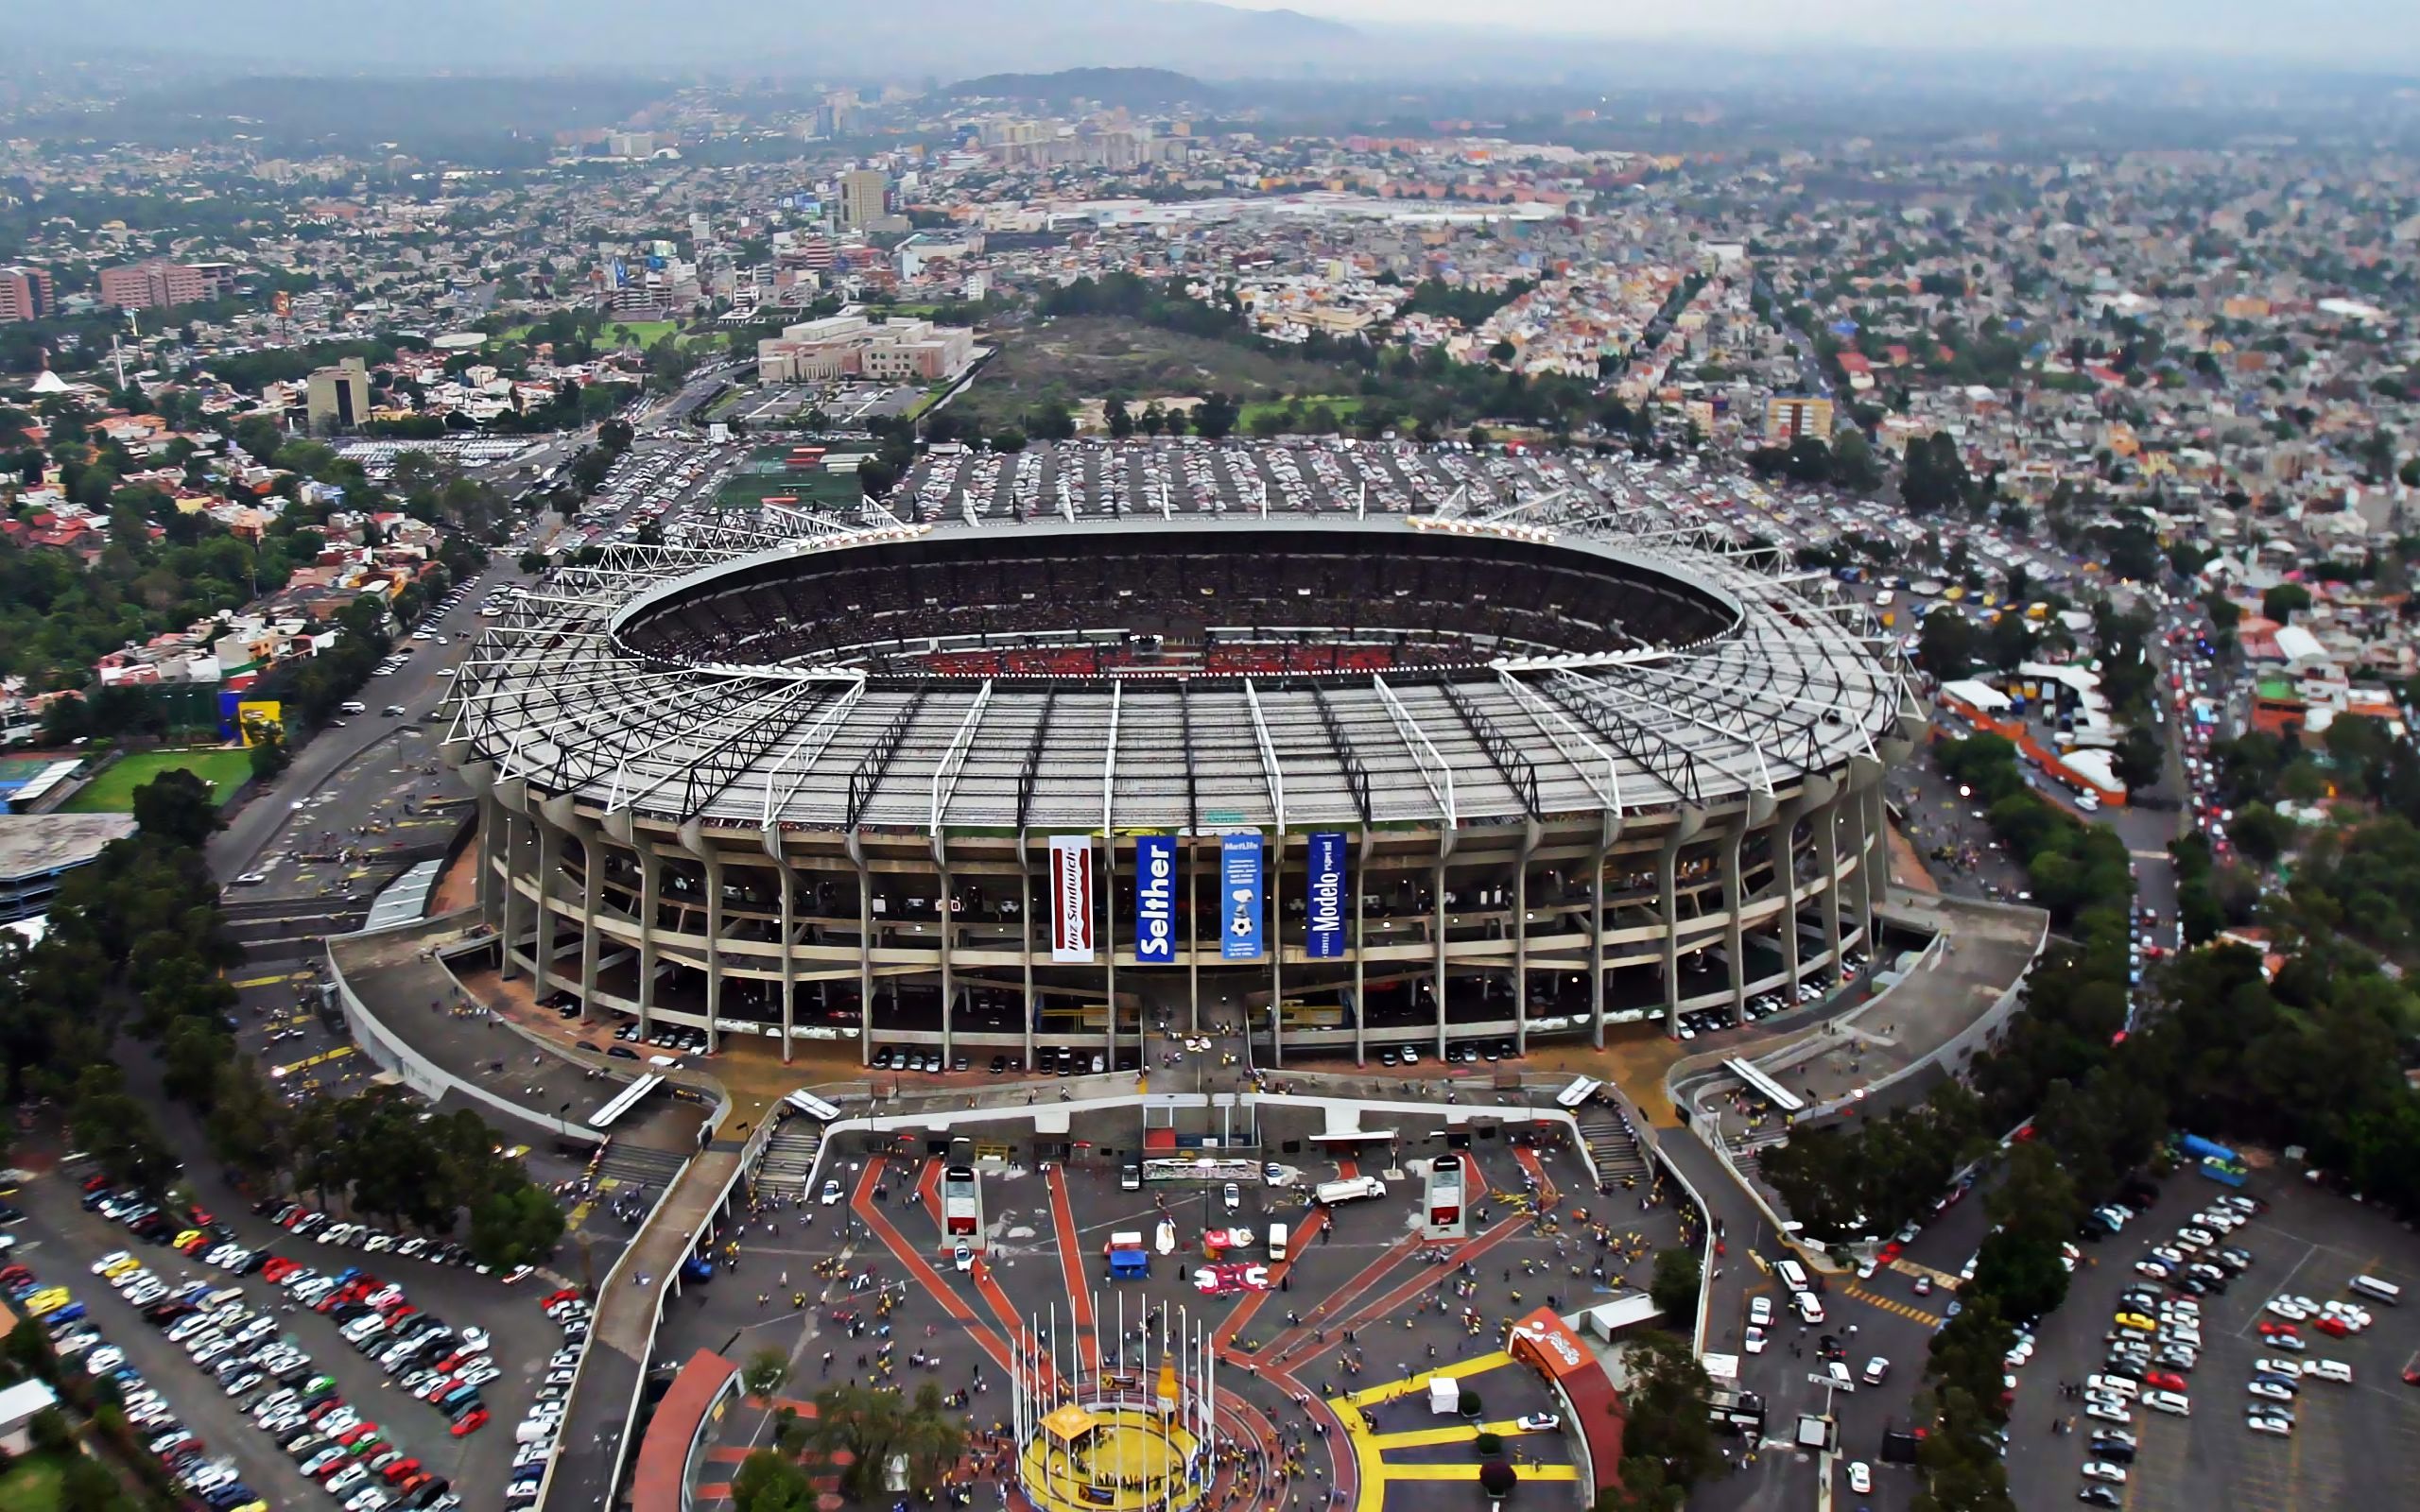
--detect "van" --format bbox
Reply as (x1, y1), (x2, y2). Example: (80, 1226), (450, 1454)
(1776, 1259), (1811, 1294)
(340, 702), (367, 715)
(1118, 1164), (1141, 1192)
(1268, 1224), (1289, 1263)
(2348, 1276), (2401, 1306)
(2086, 1373), (2139, 1400)
(1791, 1291), (1825, 1325)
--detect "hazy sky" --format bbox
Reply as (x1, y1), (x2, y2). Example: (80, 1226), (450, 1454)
(1215, 0), (2420, 61)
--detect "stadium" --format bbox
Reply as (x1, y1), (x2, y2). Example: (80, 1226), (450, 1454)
(447, 440), (1923, 1066)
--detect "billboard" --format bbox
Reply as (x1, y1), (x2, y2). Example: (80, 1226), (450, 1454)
(1133, 833), (1177, 965)
(1220, 833), (1262, 962)
(233, 700), (284, 747)
(1305, 830), (1347, 959)
(1048, 835), (1095, 963)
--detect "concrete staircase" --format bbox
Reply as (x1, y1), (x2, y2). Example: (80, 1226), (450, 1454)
(1578, 1105), (1651, 1188)
(754, 1117), (823, 1198)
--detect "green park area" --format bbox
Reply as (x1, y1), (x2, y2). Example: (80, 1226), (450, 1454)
(492, 319), (676, 350)
(0, 1453), (65, 1512)
(61, 747), (253, 813)
(1237, 394), (1365, 429)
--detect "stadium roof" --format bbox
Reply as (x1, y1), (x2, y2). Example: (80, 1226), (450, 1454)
(453, 448), (1915, 835)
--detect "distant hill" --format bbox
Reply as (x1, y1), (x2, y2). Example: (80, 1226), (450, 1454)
(944, 67), (1215, 109)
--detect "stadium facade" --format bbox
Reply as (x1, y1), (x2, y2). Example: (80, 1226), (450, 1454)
(449, 442), (1922, 1065)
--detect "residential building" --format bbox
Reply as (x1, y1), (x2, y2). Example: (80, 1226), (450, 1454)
(96, 259), (237, 310)
(1764, 395), (1836, 446)
(0, 266), (55, 323)
(839, 170), (890, 230)
(305, 356), (372, 434)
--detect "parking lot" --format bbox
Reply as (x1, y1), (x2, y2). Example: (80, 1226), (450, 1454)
(2005, 1168), (2420, 1512)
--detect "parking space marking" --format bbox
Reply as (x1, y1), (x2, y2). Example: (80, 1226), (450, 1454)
(1840, 1282), (1941, 1329)
(1884, 1257), (1961, 1290)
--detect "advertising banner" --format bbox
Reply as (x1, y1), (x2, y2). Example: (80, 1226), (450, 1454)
(1133, 833), (1177, 965)
(1219, 833), (1263, 961)
(1190, 1263), (1273, 1296)
(1305, 830), (1348, 959)
(1048, 835), (1095, 963)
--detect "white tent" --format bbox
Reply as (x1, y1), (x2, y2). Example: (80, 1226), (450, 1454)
(1427, 1376), (1461, 1416)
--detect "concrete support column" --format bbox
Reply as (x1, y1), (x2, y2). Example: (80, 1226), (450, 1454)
(1657, 809), (1704, 1034)
(1720, 822), (1747, 1026)
(532, 814), (559, 995)
(931, 835), (955, 1066)
(1266, 829), (1285, 1070)
(636, 847), (660, 1040)
(1512, 817), (1540, 1056)
(542, 795), (600, 1021)
(1771, 801), (1807, 996)
(1016, 832), (1036, 1072)
(1821, 797), (1845, 972)
(1352, 829), (1373, 1066)
(1588, 812), (1615, 1051)
(1430, 844), (1452, 1060)
(763, 825), (797, 1065)
(499, 808), (529, 981)
(848, 830), (875, 1068)
(682, 817), (726, 1055)
(475, 793), (505, 935)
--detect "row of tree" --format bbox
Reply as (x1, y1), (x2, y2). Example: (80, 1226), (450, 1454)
(1, 769), (562, 1268)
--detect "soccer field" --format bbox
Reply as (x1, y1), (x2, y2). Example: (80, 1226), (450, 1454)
(60, 747), (252, 813)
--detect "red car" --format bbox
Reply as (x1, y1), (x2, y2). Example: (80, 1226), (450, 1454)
(337, 1424), (380, 1447)
(540, 1287), (580, 1311)
(80, 1175), (111, 1193)
(2313, 1315), (2349, 1338)
(419, 1377), (463, 1403)
(379, 1459), (423, 1486)
(2145, 1370), (2187, 1392)
(2257, 1321), (2299, 1338)
(448, 1408), (488, 1437)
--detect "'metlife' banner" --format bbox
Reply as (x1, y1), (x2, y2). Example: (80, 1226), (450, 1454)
(1133, 833), (1177, 965)
(1220, 833), (1263, 961)
(1305, 830), (1348, 959)
(1049, 835), (1095, 963)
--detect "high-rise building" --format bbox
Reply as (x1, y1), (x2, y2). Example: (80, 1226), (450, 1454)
(1763, 395), (1836, 446)
(0, 266), (55, 323)
(305, 357), (372, 435)
(839, 170), (890, 230)
(96, 259), (237, 311)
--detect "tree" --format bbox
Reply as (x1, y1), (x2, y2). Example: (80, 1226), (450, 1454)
(1105, 397), (1133, 438)
(805, 1382), (966, 1500)
(1193, 391), (1239, 441)
(2261, 583), (2312, 623)
(990, 428), (1027, 455)
(1648, 1246), (1702, 1320)
(1917, 610), (1974, 680)
(130, 768), (220, 849)
(742, 1349), (791, 1401)
(1615, 1333), (1718, 1493)
(730, 1448), (815, 1512)
(248, 723), (290, 782)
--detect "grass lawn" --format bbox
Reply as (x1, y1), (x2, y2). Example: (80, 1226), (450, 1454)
(1238, 394), (1364, 428)
(61, 747), (253, 814)
(490, 319), (677, 349)
(0, 1453), (67, 1512)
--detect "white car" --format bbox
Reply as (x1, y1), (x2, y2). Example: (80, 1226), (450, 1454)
(2247, 1381), (2294, 1402)
(2247, 1415), (2292, 1435)
(1743, 1325), (1768, 1355)
(2085, 1402), (2131, 1426)
(1748, 1296), (1773, 1327)
(2143, 1390), (2191, 1416)
(1222, 1182), (1240, 1212)
(820, 1179), (843, 1207)
(2082, 1461), (2127, 1485)
(461, 1326), (492, 1354)
(1515, 1413), (1560, 1432)
(2304, 1359), (2352, 1383)
(953, 1244), (974, 1273)
(1846, 1462), (1872, 1495)
(2254, 1358), (2301, 1380)
(2265, 1297), (2309, 1320)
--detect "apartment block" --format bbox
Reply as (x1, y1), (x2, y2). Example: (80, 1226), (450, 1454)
(1763, 394), (1837, 446)
(96, 259), (238, 311)
(0, 266), (55, 323)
